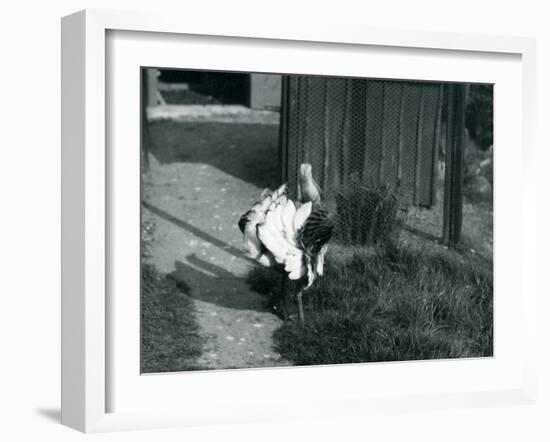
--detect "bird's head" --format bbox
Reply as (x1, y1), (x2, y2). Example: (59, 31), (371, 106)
(300, 163), (313, 179)
(298, 163), (322, 205)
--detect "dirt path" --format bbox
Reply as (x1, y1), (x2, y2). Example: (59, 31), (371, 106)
(144, 120), (291, 369)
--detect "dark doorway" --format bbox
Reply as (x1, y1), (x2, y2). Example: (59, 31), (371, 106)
(158, 70), (250, 105)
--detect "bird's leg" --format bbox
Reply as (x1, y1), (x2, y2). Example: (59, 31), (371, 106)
(279, 270), (289, 320)
(295, 286), (305, 323)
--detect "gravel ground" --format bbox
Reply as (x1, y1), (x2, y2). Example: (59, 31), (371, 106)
(143, 119), (291, 370)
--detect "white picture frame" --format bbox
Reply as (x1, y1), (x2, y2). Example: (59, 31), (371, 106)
(61, 9), (537, 433)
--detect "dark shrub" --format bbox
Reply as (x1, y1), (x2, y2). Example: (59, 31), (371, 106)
(334, 178), (401, 247)
(466, 84), (493, 150)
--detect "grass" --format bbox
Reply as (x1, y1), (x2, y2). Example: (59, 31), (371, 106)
(141, 218), (204, 373)
(141, 264), (205, 373)
(248, 243), (492, 366)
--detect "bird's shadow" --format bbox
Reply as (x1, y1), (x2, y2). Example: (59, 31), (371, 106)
(143, 202), (276, 313)
(168, 254), (271, 312)
(143, 201), (255, 264)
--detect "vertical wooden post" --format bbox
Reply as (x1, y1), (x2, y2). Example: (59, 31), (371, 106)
(146, 68), (159, 107)
(396, 83), (405, 192)
(286, 76), (300, 199)
(341, 79), (353, 185)
(141, 69), (151, 171)
(414, 87), (425, 205)
(322, 79), (330, 191)
(431, 84), (444, 205)
(279, 75), (290, 184)
(442, 84), (467, 245)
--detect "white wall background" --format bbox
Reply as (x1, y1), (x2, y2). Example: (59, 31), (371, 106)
(0, 1), (547, 441)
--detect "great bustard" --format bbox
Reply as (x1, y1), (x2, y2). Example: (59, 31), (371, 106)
(238, 163), (334, 321)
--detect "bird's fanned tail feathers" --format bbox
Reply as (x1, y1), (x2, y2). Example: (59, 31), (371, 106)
(238, 165), (333, 289)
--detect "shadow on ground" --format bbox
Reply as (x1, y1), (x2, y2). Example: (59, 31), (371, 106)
(169, 254), (269, 313)
(143, 203), (270, 313)
(147, 121), (281, 189)
(143, 201), (254, 263)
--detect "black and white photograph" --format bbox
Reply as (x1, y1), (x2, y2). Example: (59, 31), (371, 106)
(140, 69), (493, 373)
(4, 0), (548, 439)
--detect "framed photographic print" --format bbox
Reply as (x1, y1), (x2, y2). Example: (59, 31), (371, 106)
(61, 9), (537, 433)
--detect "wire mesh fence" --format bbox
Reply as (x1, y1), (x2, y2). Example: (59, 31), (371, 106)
(143, 68), (493, 254)
(282, 75), (449, 247)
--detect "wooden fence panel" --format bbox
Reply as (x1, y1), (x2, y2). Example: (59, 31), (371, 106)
(303, 76), (327, 189)
(400, 83), (423, 205)
(379, 82), (402, 187)
(283, 76), (444, 208)
(324, 78), (347, 190)
(416, 83), (442, 206)
(364, 81), (384, 184)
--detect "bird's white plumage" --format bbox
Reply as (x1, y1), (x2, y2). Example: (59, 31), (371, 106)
(281, 199), (296, 244)
(239, 165), (332, 312)
(315, 244), (329, 277)
(242, 186), (327, 281)
(306, 261), (314, 287)
(243, 221), (262, 259)
(256, 254), (274, 267)
(292, 201), (312, 233)
(258, 217), (296, 264)
(252, 189), (318, 281)
(270, 201), (285, 234)
(284, 250), (304, 280)
(240, 184), (287, 260)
